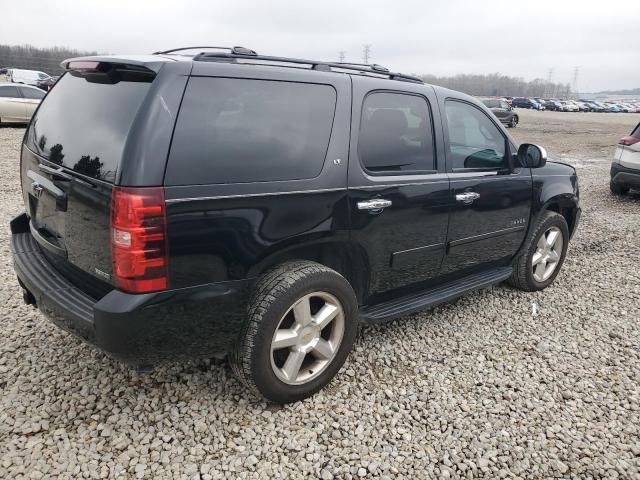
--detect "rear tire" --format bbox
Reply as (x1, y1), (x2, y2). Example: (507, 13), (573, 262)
(508, 211), (569, 292)
(231, 261), (358, 403)
(510, 115), (518, 128)
(610, 181), (629, 196)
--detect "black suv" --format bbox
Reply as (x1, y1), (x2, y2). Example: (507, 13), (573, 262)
(10, 47), (581, 403)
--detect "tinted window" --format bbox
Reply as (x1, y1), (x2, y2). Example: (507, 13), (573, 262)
(445, 100), (507, 171)
(0, 85), (20, 98)
(167, 77), (336, 185)
(20, 87), (45, 99)
(358, 92), (435, 174)
(25, 73), (152, 183)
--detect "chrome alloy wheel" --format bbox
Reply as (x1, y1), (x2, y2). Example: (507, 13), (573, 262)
(270, 291), (345, 385)
(532, 226), (564, 282)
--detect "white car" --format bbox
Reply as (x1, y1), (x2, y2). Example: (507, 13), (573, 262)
(610, 122), (640, 195)
(559, 101), (579, 112)
(2, 68), (51, 87)
(0, 82), (45, 124)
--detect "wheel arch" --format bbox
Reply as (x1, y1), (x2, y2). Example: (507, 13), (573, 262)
(247, 240), (371, 304)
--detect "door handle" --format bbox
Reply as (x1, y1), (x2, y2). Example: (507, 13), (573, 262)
(357, 199), (392, 211)
(455, 192), (480, 204)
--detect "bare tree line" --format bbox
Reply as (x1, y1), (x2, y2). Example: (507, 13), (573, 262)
(420, 73), (572, 98)
(1, 44), (573, 98)
(0, 44), (98, 76)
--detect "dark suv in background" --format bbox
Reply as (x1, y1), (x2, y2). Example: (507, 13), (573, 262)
(512, 97), (541, 109)
(11, 47), (580, 403)
(479, 97), (519, 127)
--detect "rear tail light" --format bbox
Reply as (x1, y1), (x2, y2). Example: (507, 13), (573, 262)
(111, 186), (168, 293)
(619, 136), (640, 146)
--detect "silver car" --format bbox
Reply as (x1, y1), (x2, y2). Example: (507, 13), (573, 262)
(0, 83), (45, 124)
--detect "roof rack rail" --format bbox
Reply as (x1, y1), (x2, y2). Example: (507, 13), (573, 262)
(153, 46), (257, 55)
(192, 50), (423, 84)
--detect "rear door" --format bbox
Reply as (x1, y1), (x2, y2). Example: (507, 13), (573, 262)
(17, 86), (45, 119)
(21, 66), (159, 291)
(439, 97), (532, 275)
(348, 77), (450, 300)
(0, 85), (27, 122)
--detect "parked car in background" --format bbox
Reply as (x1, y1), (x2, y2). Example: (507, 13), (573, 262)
(559, 101), (579, 112)
(605, 103), (622, 113)
(575, 102), (591, 112)
(543, 100), (562, 111)
(512, 97), (540, 109)
(3, 68), (51, 87)
(0, 82), (45, 123)
(36, 76), (58, 92)
(480, 97), (519, 127)
(610, 122), (640, 195)
(9, 49), (580, 403)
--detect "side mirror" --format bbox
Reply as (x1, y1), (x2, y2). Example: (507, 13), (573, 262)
(517, 143), (547, 168)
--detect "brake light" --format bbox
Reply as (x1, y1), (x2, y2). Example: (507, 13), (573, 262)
(619, 136), (640, 146)
(111, 186), (168, 293)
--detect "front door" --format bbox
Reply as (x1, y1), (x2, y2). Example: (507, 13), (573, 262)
(348, 78), (450, 301)
(439, 98), (532, 275)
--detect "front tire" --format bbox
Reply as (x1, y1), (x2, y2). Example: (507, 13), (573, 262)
(508, 211), (569, 291)
(610, 181), (629, 196)
(231, 261), (358, 403)
(510, 115), (518, 128)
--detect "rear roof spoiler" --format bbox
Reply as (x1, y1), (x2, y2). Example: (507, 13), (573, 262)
(61, 55), (176, 73)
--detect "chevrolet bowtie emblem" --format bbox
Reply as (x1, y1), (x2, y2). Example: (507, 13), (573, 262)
(31, 182), (44, 199)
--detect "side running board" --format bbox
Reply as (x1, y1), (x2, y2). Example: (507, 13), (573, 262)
(360, 267), (513, 324)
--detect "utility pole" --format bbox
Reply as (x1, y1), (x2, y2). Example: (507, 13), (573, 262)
(338, 51), (345, 62)
(545, 68), (553, 98)
(363, 44), (371, 64)
(572, 66), (580, 99)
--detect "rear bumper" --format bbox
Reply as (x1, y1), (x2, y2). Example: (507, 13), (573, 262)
(611, 162), (640, 189)
(11, 215), (249, 366)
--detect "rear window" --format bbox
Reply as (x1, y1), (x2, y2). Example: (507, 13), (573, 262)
(632, 123), (640, 139)
(25, 72), (152, 183)
(166, 77), (336, 185)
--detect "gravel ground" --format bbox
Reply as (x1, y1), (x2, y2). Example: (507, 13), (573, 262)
(1, 110), (640, 479)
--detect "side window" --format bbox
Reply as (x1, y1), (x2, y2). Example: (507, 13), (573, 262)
(358, 92), (435, 174)
(444, 100), (508, 171)
(0, 85), (20, 98)
(167, 77), (336, 185)
(20, 87), (45, 100)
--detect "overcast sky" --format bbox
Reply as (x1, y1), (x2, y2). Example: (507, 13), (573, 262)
(2, 0), (638, 92)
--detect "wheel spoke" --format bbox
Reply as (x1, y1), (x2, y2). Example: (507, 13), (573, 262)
(281, 349), (306, 381)
(312, 339), (334, 360)
(546, 230), (559, 248)
(312, 303), (339, 330)
(532, 251), (544, 266)
(534, 261), (547, 280)
(537, 235), (547, 250)
(547, 250), (560, 263)
(272, 329), (298, 350)
(292, 296), (312, 326)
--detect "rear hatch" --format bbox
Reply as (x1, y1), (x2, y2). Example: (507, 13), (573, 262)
(21, 63), (155, 297)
